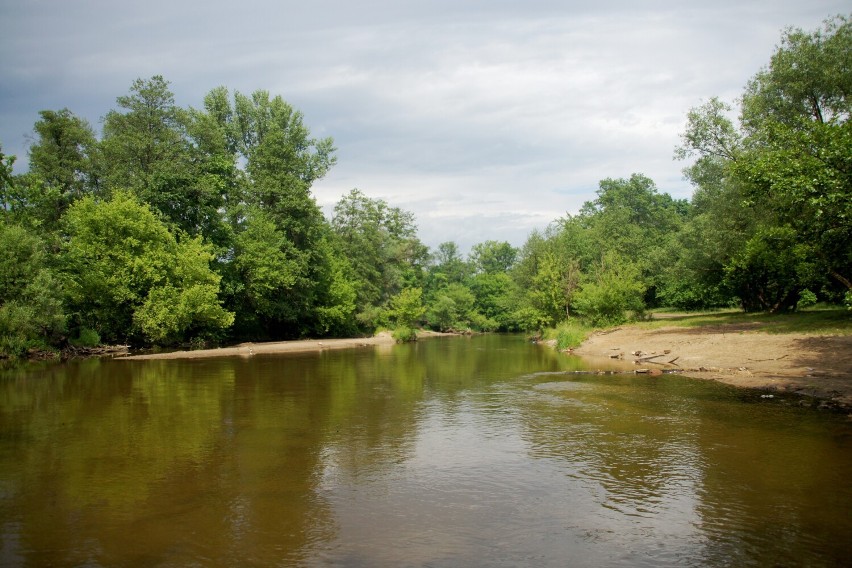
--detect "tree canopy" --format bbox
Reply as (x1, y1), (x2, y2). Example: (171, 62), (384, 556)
(0, 16), (848, 357)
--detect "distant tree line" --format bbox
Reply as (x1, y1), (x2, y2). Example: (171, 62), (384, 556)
(0, 15), (848, 358)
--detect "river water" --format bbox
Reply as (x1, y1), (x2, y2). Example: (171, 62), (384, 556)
(1, 334), (850, 566)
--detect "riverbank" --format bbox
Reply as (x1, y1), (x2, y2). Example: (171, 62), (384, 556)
(119, 330), (452, 361)
(568, 316), (852, 410)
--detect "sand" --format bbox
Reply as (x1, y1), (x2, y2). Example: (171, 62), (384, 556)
(568, 321), (852, 409)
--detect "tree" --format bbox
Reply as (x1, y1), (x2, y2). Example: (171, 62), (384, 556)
(676, 17), (852, 308)
(469, 240), (517, 274)
(188, 86), (344, 338)
(573, 252), (646, 327)
(388, 287), (425, 328)
(724, 226), (819, 312)
(425, 283), (480, 332)
(575, 174), (687, 307)
(29, 109), (98, 214)
(62, 192), (233, 344)
(4, 109), (100, 234)
(331, 189), (428, 329)
(101, 76), (190, 195)
(468, 271), (515, 329)
(0, 224), (66, 356)
(102, 77), (239, 247)
(0, 144), (16, 219)
(737, 18), (851, 292)
(227, 207), (304, 336)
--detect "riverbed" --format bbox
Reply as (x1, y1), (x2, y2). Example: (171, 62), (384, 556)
(1, 334), (850, 566)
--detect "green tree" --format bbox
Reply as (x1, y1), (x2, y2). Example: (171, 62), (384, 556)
(468, 271), (515, 329)
(388, 287), (425, 328)
(724, 226), (820, 312)
(737, 16), (851, 295)
(469, 240), (517, 274)
(0, 144), (16, 220)
(101, 76), (232, 245)
(62, 192), (233, 344)
(331, 189), (428, 329)
(573, 252), (646, 327)
(227, 207), (304, 335)
(187, 86), (345, 338)
(28, 109), (98, 217)
(425, 283), (480, 332)
(578, 174), (687, 306)
(675, 17), (851, 310)
(0, 224), (66, 356)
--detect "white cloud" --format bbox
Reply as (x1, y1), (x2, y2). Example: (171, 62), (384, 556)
(1, 0), (847, 251)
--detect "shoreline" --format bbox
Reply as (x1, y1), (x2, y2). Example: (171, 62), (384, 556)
(567, 323), (852, 411)
(118, 330), (453, 361)
(118, 324), (852, 410)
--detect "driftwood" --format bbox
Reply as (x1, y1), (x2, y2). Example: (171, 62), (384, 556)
(634, 353), (667, 363)
(62, 344), (130, 358)
(554, 368), (681, 376)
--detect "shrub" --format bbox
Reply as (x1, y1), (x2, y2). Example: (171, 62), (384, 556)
(546, 321), (592, 350)
(392, 326), (417, 343)
(573, 253), (645, 327)
(796, 289), (818, 310)
(71, 328), (101, 348)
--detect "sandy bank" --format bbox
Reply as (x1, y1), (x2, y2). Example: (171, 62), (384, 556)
(568, 323), (852, 410)
(119, 330), (451, 361)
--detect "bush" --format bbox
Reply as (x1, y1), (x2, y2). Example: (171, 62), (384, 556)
(392, 326), (417, 343)
(573, 253), (645, 327)
(545, 321), (592, 350)
(797, 289), (818, 310)
(71, 328), (101, 348)
(510, 307), (550, 332)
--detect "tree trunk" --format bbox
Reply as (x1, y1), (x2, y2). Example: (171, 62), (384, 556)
(829, 270), (852, 291)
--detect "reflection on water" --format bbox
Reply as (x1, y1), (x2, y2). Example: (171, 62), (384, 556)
(1, 335), (850, 566)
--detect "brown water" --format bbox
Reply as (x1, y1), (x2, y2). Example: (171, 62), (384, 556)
(1, 334), (850, 567)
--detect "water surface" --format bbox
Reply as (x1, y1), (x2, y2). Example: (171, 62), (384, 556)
(1, 335), (850, 566)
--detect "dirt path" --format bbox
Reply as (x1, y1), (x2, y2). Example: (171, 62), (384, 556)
(570, 323), (852, 409)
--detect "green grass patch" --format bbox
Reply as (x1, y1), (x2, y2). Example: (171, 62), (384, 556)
(391, 326), (417, 343)
(637, 307), (851, 335)
(543, 320), (594, 350)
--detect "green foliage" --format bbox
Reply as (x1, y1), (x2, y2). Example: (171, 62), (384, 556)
(544, 321), (592, 350)
(573, 253), (646, 327)
(391, 326), (418, 343)
(797, 289), (818, 310)
(388, 287), (425, 328)
(0, 224), (66, 357)
(468, 272), (515, 329)
(331, 189), (428, 330)
(725, 226), (818, 312)
(426, 283), (478, 331)
(672, 17), (852, 312)
(510, 307), (550, 332)
(311, 240), (358, 336)
(0, 144), (15, 214)
(230, 207), (301, 321)
(71, 328), (101, 348)
(62, 192), (233, 344)
(470, 240), (517, 274)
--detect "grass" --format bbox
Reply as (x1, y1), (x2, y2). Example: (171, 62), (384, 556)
(638, 306), (851, 335)
(543, 320), (594, 350)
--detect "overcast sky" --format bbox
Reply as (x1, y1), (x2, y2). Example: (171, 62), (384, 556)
(1, 1), (846, 252)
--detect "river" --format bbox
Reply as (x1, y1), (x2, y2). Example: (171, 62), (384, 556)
(1, 334), (850, 566)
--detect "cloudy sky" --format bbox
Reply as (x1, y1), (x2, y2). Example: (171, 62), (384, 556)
(1, 1), (846, 252)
